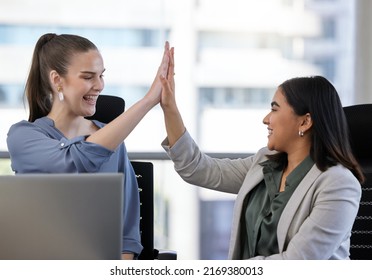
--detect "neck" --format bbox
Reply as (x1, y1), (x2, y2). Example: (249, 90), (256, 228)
(48, 110), (90, 139)
(286, 151), (310, 174)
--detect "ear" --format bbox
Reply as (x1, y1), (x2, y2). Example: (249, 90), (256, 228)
(300, 113), (313, 132)
(49, 70), (61, 91)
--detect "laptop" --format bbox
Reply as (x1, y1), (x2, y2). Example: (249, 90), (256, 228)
(0, 173), (124, 260)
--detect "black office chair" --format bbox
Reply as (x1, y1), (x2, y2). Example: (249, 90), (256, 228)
(88, 95), (125, 124)
(87, 94), (176, 260)
(344, 104), (372, 259)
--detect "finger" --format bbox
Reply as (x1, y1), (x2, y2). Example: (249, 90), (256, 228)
(162, 41), (170, 60)
(168, 47), (175, 78)
(158, 41), (170, 77)
(159, 46), (170, 77)
(169, 47), (175, 88)
(160, 74), (172, 95)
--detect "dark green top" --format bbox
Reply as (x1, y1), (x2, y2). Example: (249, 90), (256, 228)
(241, 155), (314, 259)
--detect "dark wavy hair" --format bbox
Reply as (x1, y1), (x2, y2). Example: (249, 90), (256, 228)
(269, 76), (364, 183)
(25, 33), (98, 122)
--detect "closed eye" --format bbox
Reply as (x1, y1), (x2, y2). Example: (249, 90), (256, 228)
(270, 101), (280, 111)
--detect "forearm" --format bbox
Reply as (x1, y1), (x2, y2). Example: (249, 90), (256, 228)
(163, 104), (186, 147)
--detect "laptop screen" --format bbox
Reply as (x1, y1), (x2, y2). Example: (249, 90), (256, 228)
(0, 173), (124, 260)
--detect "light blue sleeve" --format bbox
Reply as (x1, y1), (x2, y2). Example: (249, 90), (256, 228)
(7, 120), (114, 173)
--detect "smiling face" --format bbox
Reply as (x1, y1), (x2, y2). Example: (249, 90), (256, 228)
(54, 49), (105, 117)
(263, 87), (307, 153)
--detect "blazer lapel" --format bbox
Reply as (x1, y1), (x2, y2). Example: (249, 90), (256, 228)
(276, 165), (322, 251)
(228, 163), (265, 259)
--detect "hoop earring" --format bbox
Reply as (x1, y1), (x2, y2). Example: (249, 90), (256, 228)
(299, 130), (304, 137)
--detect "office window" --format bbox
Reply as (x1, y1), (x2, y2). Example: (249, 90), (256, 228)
(200, 200), (234, 260)
(103, 85), (148, 108)
(313, 58), (336, 81)
(0, 84), (24, 107)
(199, 87), (273, 108)
(0, 87), (6, 103)
(322, 17), (337, 39)
(198, 31), (282, 50)
(0, 24), (165, 47)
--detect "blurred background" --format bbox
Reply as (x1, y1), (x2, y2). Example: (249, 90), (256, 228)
(1, 0), (372, 259)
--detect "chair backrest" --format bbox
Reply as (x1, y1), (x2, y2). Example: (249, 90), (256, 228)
(131, 161), (157, 259)
(344, 104), (372, 259)
(86, 95), (125, 124)
(88, 94), (157, 259)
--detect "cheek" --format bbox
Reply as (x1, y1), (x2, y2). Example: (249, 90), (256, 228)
(74, 81), (91, 92)
(272, 116), (296, 137)
(281, 120), (300, 141)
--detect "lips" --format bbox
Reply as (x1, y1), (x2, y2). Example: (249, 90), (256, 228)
(83, 95), (98, 104)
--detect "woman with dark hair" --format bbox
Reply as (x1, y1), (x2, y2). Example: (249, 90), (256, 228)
(159, 48), (364, 259)
(7, 33), (171, 259)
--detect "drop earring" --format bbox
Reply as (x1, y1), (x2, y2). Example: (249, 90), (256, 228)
(58, 91), (64, 101)
(57, 86), (64, 101)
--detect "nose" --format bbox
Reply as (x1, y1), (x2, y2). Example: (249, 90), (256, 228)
(94, 76), (104, 92)
(263, 112), (270, 125)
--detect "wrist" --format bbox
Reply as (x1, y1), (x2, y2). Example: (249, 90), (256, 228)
(161, 101), (179, 114)
(141, 93), (158, 110)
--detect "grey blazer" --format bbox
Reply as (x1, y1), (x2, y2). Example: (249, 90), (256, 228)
(162, 130), (361, 260)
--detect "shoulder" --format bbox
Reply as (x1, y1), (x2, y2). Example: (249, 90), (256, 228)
(314, 164), (361, 197)
(8, 117), (52, 136)
(7, 117), (59, 152)
(8, 119), (31, 130)
(8, 120), (36, 137)
(320, 164), (360, 183)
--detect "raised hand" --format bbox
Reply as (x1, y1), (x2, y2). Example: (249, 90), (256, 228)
(159, 46), (185, 147)
(145, 41), (171, 106)
(160, 46), (175, 110)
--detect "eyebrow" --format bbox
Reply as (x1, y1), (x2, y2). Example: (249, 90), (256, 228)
(80, 69), (106, 75)
(271, 101), (280, 107)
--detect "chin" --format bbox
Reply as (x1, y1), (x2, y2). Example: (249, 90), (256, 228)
(266, 141), (274, 151)
(84, 110), (96, 117)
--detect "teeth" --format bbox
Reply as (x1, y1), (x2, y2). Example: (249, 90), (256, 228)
(84, 95), (98, 101)
(268, 129), (273, 135)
